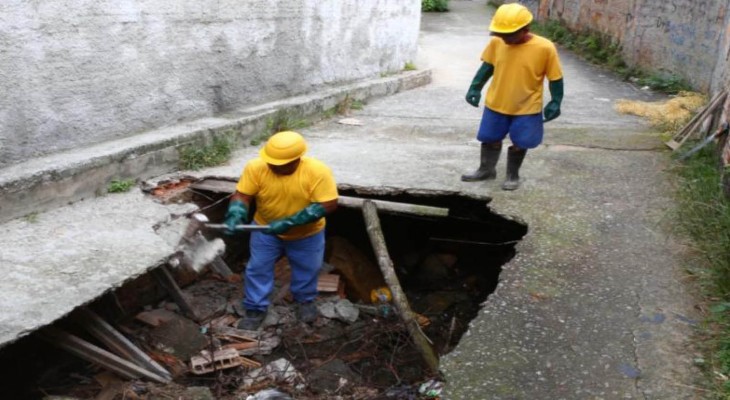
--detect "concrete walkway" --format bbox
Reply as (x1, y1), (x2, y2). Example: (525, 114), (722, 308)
(0, 1), (702, 398)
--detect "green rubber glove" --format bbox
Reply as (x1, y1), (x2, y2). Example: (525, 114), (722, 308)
(465, 62), (494, 107)
(543, 78), (564, 122)
(224, 200), (248, 235)
(266, 203), (327, 235)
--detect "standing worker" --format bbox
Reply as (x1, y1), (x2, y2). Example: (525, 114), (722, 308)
(224, 131), (338, 330)
(462, 3), (564, 190)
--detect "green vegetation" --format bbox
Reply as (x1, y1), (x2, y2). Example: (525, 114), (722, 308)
(25, 212), (38, 223)
(351, 99), (365, 111)
(250, 111), (310, 146)
(422, 0), (449, 12)
(674, 145), (730, 396)
(404, 61), (417, 71)
(107, 178), (136, 193)
(179, 136), (233, 170)
(531, 20), (692, 94)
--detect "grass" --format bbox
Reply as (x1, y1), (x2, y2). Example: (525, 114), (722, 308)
(250, 111), (310, 146)
(673, 145), (730, 396)
(404, 61), (417, 71)
(179, 136), (233, 170)
(25, 212), (38, 223)
(107, 178), (136, 193)
(531, 20), (692, 94)
(422, 0), (449, 12)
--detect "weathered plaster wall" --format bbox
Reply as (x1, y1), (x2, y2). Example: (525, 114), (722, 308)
(0, 0), (420, 168)
(534, 0), (729, 93)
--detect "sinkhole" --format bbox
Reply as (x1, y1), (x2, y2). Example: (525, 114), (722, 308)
(0, 177), (527, 399)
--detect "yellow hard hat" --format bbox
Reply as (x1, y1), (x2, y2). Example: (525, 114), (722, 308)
(489, 3), (533, 34)
(260, 131), (307, 165)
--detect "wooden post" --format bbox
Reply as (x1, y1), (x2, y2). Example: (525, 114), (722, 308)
(361, 200), (440, 373)
(151, 265), (199, 321)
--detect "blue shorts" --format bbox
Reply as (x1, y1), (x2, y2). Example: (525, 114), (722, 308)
(476, 107), (544, 149)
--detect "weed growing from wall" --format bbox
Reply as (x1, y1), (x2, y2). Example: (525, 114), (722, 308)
(422, 0), (449, 12)
(531, 20), (692, 94)
(179, 136), (233, 170)
(107, 178), (136, 193)
(250, 111), (310, 146)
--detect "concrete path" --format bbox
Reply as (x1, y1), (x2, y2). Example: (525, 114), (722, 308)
(0, 1), (702, 399)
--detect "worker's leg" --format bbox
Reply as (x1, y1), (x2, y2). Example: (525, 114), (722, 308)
(286, 230), (325, 322)
(504, 113), (543, 190)
(462, 108), (508, 182)
(243, 231), (283, 312)
(286, 230), (325, 303)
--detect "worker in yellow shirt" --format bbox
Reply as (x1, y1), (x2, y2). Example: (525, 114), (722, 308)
(224, 131), (339, 330)
(462, 3), (564, 190)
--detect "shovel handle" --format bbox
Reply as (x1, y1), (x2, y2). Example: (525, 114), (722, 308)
(205, 224), (270, 232)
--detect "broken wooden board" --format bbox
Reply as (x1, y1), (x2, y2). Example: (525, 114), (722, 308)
(41, 327), (170, 383)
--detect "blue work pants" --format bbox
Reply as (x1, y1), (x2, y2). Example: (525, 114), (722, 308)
(243, 230), (325, 312)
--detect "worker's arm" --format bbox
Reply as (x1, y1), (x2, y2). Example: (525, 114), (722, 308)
(543, 78), (564, 122)
(224, 191), (254, 235)
(266, 198), (338, 235)
(465, 62), (495, 107)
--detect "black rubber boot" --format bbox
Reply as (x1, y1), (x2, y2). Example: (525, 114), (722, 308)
(502, 146), (527, 190)
(237, 309), (265, 330)
(461, 143), (502, 182)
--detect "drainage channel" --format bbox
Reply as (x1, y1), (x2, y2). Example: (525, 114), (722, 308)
(0, 178), (527, 400)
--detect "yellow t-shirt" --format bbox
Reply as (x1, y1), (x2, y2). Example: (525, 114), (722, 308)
(481, 34), (563, 115)
(236, 156), (338, 240)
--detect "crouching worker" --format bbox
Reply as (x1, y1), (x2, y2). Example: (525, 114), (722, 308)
(224, 131), (338, 330)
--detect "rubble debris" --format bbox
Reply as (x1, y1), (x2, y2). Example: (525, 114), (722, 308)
(308, 359), (361, 394)
(242, 358), (303, 388)
(134, 309), (178, 327)
(245, 388), (294, 400)
(189, 348), (259, 375)
(317, 298), (359, 323)
(148, 313), (208, 359)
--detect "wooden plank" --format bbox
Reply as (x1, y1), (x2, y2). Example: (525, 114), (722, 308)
(338, 196), (449, 218)
(190, 179), (450, 218)
(75, 308), (172, 381)
(361, 200), (439, 373)
(668, 90), (728, 151)
(317, 274), (340, 292)
(40, 327), (170, 383)
(151, 265), (199, 321)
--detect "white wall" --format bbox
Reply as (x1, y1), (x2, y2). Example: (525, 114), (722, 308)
(0, 0), (421, 167)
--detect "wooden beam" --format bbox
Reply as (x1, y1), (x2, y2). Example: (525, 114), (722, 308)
(74, 308), (172, 381)
(189, 179), (450, 219)
(40, 327), (170, 383)
(338, 196), (449, 218)
(361, 200), (440, 373)
(151, 265), (199, 321)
